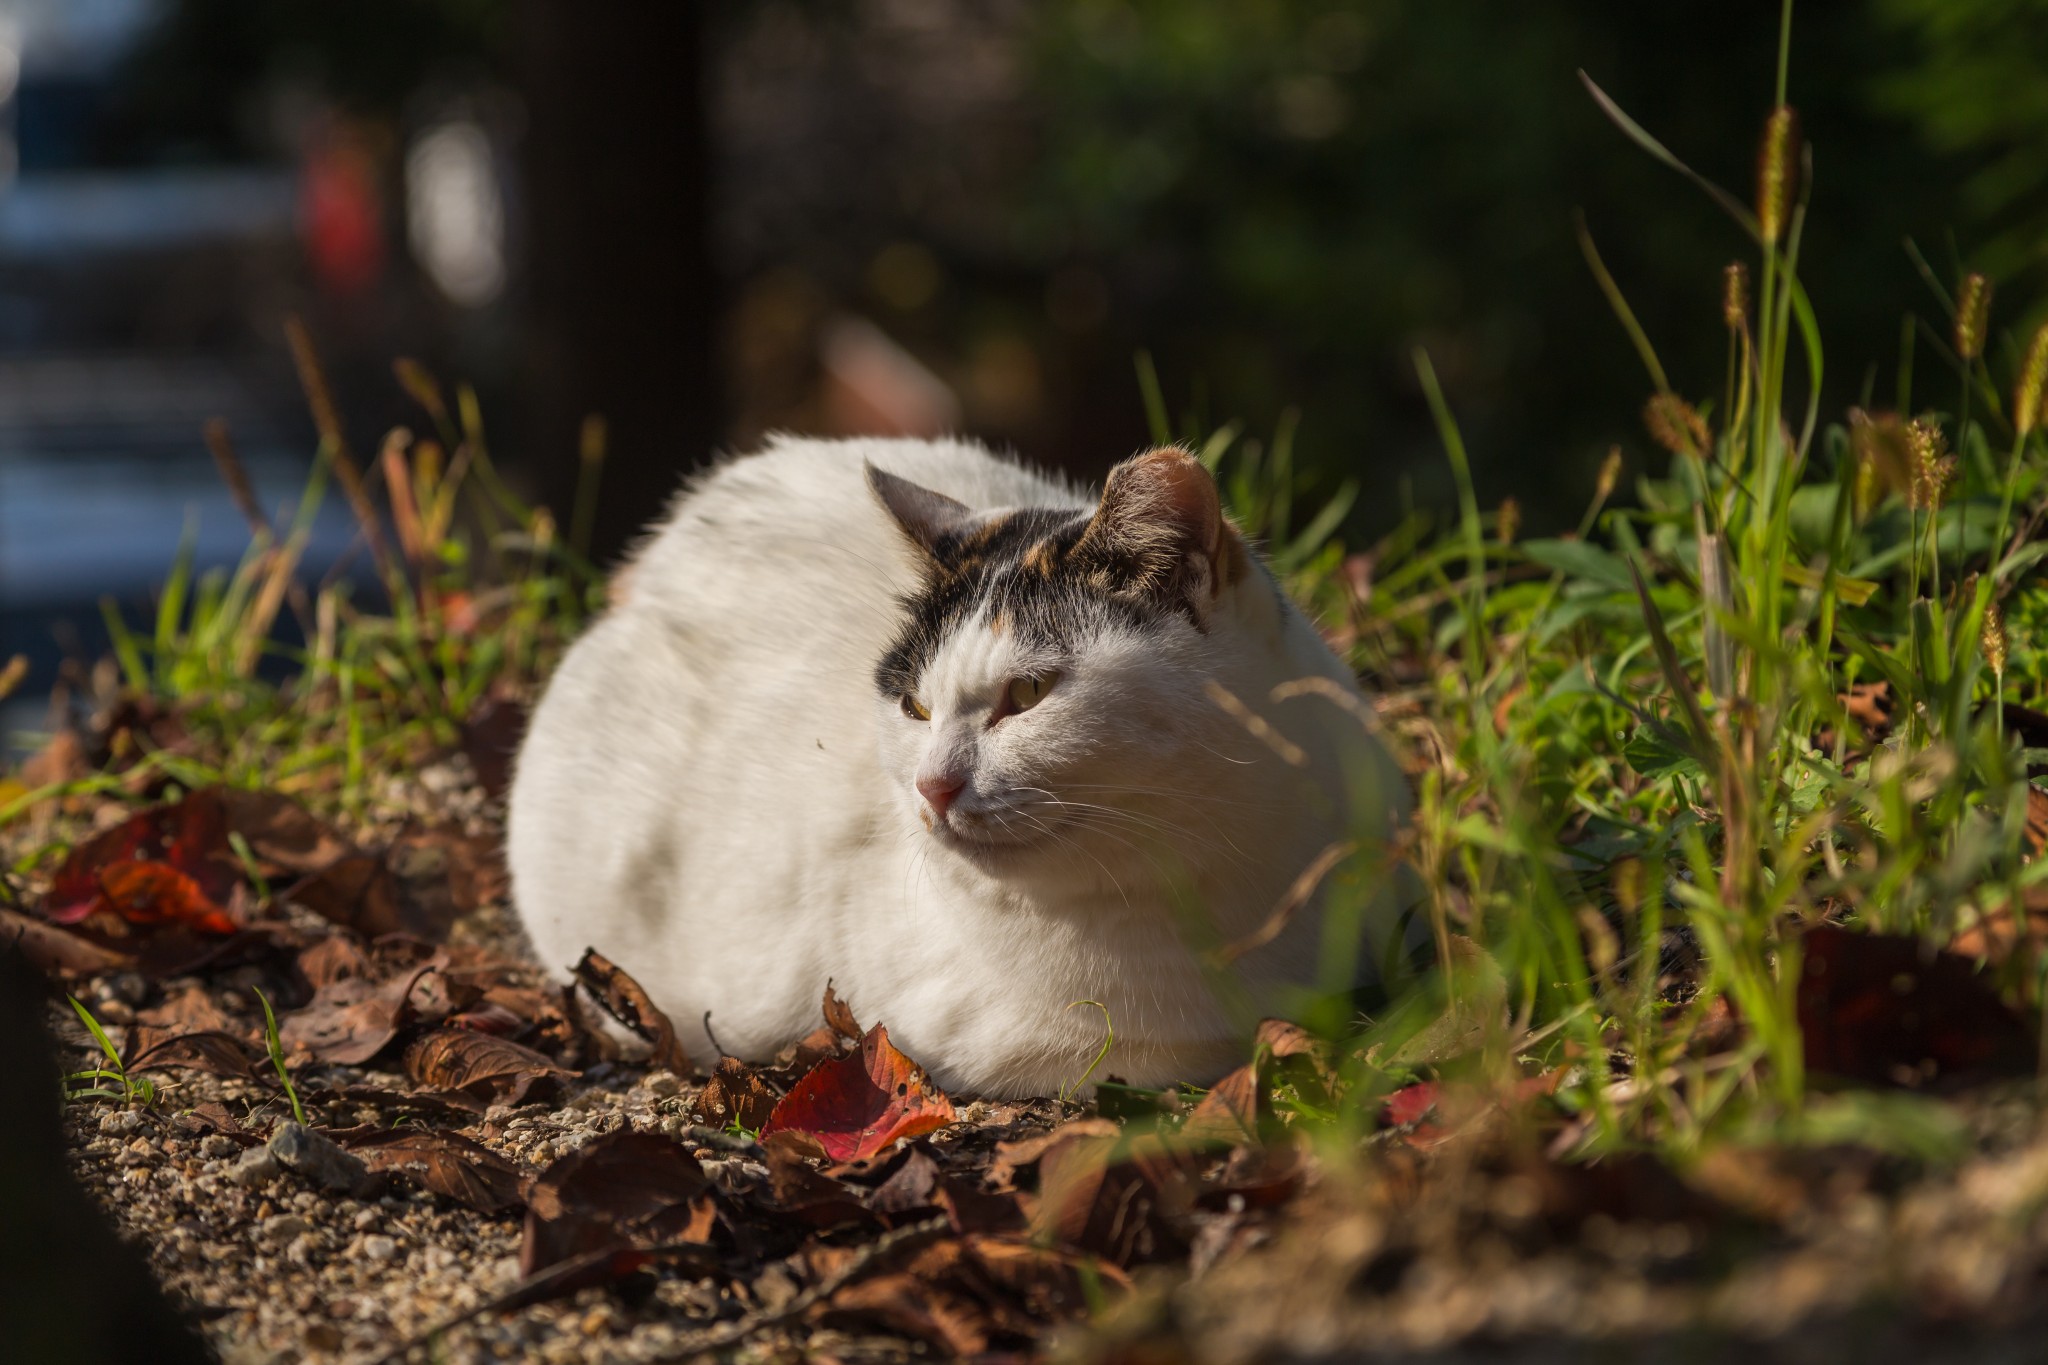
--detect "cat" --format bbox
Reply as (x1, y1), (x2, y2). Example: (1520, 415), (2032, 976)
(506, 436), (1408, 1097)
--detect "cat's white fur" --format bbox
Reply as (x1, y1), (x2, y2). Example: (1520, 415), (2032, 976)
(507, 435), (1406, 1097)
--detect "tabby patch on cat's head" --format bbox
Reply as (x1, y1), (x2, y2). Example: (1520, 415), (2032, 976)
(866, 449), (1247, 701)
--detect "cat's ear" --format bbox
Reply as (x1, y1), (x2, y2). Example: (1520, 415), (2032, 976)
(866, 462), (974, 562)
(1074, 447), (1241, 617)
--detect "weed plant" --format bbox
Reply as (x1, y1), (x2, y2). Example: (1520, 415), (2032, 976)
(8, 0), (2046, 1163)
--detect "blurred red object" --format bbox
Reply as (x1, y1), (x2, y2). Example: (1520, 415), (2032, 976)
(300, 118), (388, 297)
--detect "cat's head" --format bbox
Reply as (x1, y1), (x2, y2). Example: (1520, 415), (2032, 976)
(868, 448), (1268, 884)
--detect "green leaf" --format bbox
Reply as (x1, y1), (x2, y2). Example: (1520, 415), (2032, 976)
(1624, 722), (1703, 781)
(1522, 538), (1635, 592)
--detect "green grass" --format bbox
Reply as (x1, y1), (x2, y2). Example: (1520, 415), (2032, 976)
(11, 0), (2048, 1167)
(64, 995), (157, 1108)
(255, 987), (308, 1129)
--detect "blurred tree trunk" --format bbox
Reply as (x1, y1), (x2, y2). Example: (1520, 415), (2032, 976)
(517, 1), (719, 569)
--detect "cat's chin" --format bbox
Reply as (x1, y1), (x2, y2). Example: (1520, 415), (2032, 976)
(928, 820), (1049, 869)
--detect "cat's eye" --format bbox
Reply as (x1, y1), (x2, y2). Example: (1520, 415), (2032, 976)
(1006, 672), (1060, 714)
(901, 694), (930, 721)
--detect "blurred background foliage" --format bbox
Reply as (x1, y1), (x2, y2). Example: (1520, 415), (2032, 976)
(4, 0), (2047, 698)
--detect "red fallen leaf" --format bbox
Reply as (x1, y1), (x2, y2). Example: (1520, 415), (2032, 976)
(404, 1026), (572, 1104)
(42, 790), (243, 935)
(1382, 1080), (1443, 1132)
(571, 948), (693, 1076)
(761, 1023), (955, 1162)
(521, 1131), (714, 1276)
(1798, 924), (2037, 1086)
(344, 1129), (529, 1213)
(93, 862), (239, 936)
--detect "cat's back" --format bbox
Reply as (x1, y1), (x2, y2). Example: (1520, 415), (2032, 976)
(625, 435), (1081, 635)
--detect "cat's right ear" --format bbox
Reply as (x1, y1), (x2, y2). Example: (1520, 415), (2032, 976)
(866, 461), (975, 563)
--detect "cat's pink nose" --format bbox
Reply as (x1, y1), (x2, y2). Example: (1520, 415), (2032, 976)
(917, 773), (965, 820)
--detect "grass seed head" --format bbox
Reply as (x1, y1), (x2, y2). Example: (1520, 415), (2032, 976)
(1497, 497), (1521, 546)
(1906, 417), (1956, 511)
(2016, 321), (2048, 439)
(1756, 105), (1801, 246)
(1595, 446), (1623, 502)
(1848, 409), (1915, 515)
(1983, 596), (2009, 677)
(1722, 262), (1749, 330)
(1953, 273), (1992, 362)
(1643, 393), (1709, 461)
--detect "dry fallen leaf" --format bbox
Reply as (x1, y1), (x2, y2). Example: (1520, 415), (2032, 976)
(571, 948), (693, 1076)
(520, 1131), (714, 1277)
(762, 1023), (955, 1162)
(282, 963), (443, 1065)
(345, 1129), (529, 1213)
(823, 980), (864, 1042)
(403, 1026), (572, 1104)
(689, 1056), (778, 1132)
(1180, 1063), (1259, 1146)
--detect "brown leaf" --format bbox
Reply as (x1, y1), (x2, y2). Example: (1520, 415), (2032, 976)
(688, 1056), (778, 1132)
(403, 1027), (571, 1104)
(345, 1129), (529, 1213)
(1798, 924), (2036, 1087)
(1840, 681), (1894, 737)
(762, 1023), (954, 1162)
(281, 963), (441, 1065)
(570, 949), (692, 1075)
(520, 1131), (712, 1276)
(1032, 1129), (1200, 1266)
(989, 1118), (1119, 1191)
(296, 934), (376, 990)
(0, 906), (135, 978)
(388, 823), (510, 932)
(760, 1131), (877, 1230)
(1180, 1063), (1259, 1146)
(819, 1265), (991, 1357)
(125, 1029), (256, 1080)
(822, 979), (863, 1041)
(135, 984), (241, 1035)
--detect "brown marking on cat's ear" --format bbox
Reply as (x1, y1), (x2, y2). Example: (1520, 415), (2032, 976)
(866, 461), (973, 563)
(1073, 447), (1228, 616)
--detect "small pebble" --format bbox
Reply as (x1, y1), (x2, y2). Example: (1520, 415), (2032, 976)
(361, 1235), (398, 1263)
(98, 1109), (143, 1136)
(231, 1147), (283, 1187)
(260, 1214), (311, 1245)
(352, 1207), (381, 1232)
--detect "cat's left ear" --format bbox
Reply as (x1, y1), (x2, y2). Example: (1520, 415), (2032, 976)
(867, 462), (975, 563)
(1074, 447), (1243, 619)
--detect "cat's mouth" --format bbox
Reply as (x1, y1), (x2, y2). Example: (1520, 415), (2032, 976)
(929, 807), (1067, 860)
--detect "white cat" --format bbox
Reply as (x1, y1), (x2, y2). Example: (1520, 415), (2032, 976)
(507, 436), (1407, 1097)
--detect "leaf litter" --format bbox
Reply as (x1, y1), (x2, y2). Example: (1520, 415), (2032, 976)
(14, 770), (2048, 1362)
